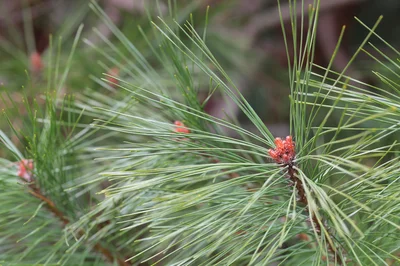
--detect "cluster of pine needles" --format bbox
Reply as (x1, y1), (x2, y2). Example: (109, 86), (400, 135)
(0, 1), (399, 265)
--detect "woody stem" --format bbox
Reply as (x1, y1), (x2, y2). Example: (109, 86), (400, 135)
(287, 165), (343, 265)
(26, 182), (131, 266)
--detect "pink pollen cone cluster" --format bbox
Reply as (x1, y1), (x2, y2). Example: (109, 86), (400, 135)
(174, 121), (190, 134)
(268, 136), (295, 165)
(17, 159), (34, 182)
(107, 67), (120, 87)
(30, 52), (43, 73)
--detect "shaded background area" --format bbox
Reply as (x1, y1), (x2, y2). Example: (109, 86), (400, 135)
(1, 0), (399, 154)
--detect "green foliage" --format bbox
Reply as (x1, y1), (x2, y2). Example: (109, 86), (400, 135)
(0, 0), (399, 265)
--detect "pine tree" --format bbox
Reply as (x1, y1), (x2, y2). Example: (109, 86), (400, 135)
(1, 1), (399, 265)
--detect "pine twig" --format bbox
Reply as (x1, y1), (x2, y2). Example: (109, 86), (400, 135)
(287, 165), (343, 264)
(28, 186), (70, 225)
(17, 160), (131, 266)
(269, 137), (343, 265)
(175, 123), (343, 262)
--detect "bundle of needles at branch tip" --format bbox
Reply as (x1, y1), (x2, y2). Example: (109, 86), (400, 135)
(0, 0), (399, 265)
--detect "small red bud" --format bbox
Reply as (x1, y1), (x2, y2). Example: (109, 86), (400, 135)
(274, 137), (283, 147)
(174, 121), (190, 134)
(30, 52), (43, 73)
(298, 233), (310, 241)
(17, 159), (34, 182)
(106, 67), (119, 87)
(268, 149), (278, 161)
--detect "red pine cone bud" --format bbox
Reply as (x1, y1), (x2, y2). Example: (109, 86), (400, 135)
(30, 52), (43, 73)
(17, 159), (34, 182)
(174, 121), (190, 134)
(268, 136), (296, 165)
(106, 67), (119, 87)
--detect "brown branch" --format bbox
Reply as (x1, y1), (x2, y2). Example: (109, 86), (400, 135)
(28, 186), (70, 225)
(268, 137), (344, 264)
(25, 182), (131, 266)
(287, 165), (343, 265)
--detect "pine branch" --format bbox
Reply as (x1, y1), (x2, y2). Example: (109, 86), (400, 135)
(269, 137), (344, 264)
(28, 185), (70, 225)
(289, 166), (343, 265)
(18, 160), (131, 266)
(176, 122), (345, 261)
